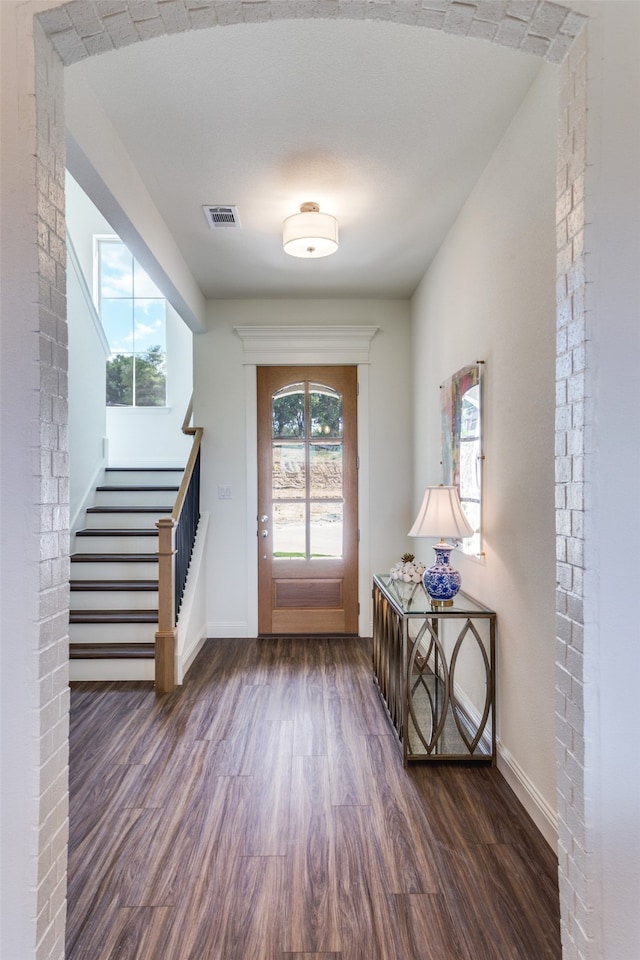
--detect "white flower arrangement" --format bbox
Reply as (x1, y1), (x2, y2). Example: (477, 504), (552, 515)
(389, 553), (425, 583)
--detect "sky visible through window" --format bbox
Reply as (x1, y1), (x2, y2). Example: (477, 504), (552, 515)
(98, 239), (167, 406)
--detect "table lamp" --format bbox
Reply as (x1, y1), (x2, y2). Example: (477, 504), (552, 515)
(408, 485), (474, 606)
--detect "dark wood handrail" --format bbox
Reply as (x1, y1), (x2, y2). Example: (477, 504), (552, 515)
(155, 396), (202, 694)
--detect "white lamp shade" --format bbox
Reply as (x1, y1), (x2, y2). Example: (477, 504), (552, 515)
(408, 485), (474, 540)
(283, 207), (338, 258)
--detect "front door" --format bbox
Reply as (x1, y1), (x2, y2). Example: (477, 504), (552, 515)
(257, 365), (358, 635)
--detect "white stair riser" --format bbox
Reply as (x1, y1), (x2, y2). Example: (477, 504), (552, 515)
(70, 659), (155, 682)
(71, 590), (159, 611)
(70, 561), (158, 579)
(75, 535), (158, 553)
(105, 470), (183, 486)
(84, 512), (169, 530)
(69, 621), (157, 644)
(68, 466), (185, 681)
(94, 489), (178, 507)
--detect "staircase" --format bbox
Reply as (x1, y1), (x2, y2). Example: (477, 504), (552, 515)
(69, 466), (183, 681)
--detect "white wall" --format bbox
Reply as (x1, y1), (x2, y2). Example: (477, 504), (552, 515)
(65, 76), (206, 333)
(411, 63), (559, 841)
(581, 3), (640, 955)
(66, 173), (194, 468)
(106, 303), (194, 467)
(67, 175), (110, 524)
(66, 172), (112, 282)
(67, 235), (108, 532)
(194, 299), (412, 637)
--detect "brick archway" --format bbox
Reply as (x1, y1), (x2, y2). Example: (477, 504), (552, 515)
(39, 0), (584, 63)
(21, 3), (590, 958)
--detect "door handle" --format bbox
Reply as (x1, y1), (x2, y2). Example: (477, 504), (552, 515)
(261, 529), (269, 538)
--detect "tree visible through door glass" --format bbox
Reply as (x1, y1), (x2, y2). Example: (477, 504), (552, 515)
(309, 383), (343, 437)
(272, 383), (305, 437)
(270, 382), (344, 560)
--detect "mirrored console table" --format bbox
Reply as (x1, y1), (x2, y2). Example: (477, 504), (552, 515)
(372, 574), (496, 765)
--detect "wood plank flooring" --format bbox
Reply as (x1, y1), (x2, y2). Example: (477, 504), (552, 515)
(67, 637), (561, 960)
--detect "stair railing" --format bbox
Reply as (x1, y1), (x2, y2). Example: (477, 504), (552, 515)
(155, 397), (202, 694)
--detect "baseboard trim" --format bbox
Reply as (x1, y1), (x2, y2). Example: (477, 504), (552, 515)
(71, 460), (107, 540)
(179, 630), (208, 681)
(497, 740), (558, 850)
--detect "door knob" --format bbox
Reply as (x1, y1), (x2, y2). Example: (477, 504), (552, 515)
(260, 515), (269, 522)
(261, 529), (269, 538)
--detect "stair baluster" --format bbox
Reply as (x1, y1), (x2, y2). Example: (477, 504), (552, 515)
(155, 403), (202, 694)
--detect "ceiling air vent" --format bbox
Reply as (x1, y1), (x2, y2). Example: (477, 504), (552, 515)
(202, 204), (241, 229)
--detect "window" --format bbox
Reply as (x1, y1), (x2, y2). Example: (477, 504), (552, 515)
(96, 238), (166, 406)
(271, 381), (345, 559)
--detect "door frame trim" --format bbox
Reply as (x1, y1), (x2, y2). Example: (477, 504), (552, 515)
(237, 325), (378, 638)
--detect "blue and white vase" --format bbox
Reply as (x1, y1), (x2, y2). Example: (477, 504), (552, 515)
(423, 544), (461, 605)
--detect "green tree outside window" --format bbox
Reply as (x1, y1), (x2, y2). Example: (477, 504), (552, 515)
(97, 239), (167, 407)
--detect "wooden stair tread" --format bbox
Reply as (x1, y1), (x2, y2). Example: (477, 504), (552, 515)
(76, 528), (158, 537)
(69, 610), (158, 623)
(105, 467), (183, 472)
(70, 580), (158, 591)
(68, 465), (186, 676)
(70, 642), (155, 660)
(95, 485), (180, 492)
(86, 505), (173, 513)
(71, 553), (159, 562)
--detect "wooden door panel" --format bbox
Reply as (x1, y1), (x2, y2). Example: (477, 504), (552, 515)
(257, 365), (358, 635)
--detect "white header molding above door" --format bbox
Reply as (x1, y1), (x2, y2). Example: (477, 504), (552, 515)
(235, 325), (379, 365)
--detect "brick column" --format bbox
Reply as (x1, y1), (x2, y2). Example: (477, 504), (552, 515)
(554, 25), (594, 960)
(34, 19), (69, 960)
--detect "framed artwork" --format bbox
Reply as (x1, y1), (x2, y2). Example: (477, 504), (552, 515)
(440, 362), (484, 556)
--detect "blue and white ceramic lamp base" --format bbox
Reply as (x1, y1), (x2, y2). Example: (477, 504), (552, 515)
(422, 544), (462, 607)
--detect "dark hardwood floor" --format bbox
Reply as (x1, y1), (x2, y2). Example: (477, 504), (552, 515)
(67, 637), (561, 960)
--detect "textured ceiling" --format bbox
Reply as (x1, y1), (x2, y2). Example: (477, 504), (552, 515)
(65, 18), (544, 300)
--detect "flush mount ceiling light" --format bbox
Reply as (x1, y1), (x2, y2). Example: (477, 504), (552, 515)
(282, 202), (339, 258)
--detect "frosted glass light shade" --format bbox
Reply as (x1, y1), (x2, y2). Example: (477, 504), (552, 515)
(283, 202), (338, 258)
(408, 485), (474, 541)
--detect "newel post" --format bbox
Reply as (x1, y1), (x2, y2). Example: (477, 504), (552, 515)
(156, 516), (177, 694)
